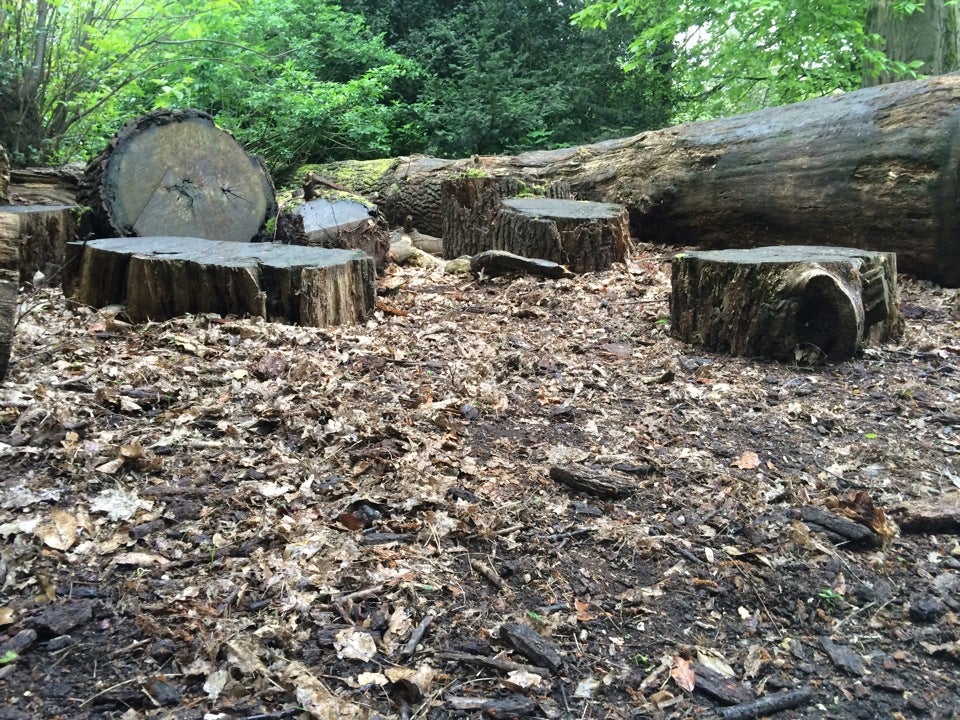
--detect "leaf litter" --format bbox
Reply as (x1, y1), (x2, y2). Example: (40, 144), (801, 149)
(0, 244), (959, 719)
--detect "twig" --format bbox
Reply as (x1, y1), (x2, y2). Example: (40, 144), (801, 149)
(436, 650), (551, 678)
(401, 613), (436, 659)
(716, 686), (813, 720)
(468, 558), (504, 589)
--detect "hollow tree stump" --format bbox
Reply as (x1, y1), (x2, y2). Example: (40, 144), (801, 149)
(492, 198), (629, 273)
(80, 109), (276, 243)
(0, 205), (79, 283)
(64, 237), (375, 327)
(277, 196), (390, 271)
(670, 246), (903, 363)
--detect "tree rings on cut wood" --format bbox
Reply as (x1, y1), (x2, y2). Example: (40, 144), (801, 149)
(81, 108), (276, 242)
(64, 236), (375, 327)
(493, 198), (629, 273)
(670, 246), (903, 362)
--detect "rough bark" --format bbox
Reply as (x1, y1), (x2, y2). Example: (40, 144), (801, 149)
(64, 236), (375, 327)
(80, 109), (276, 243)
(492, 198), (629, 272)
(277, 196), (390, 271)
(441, 176), (526, 258)
(308, 74), (960, 286)
(6, 165), (82, 206)
(670, 246), (903, 363)
(0, 215), (17, 380)
(0, 205), (79, 282)
(865, 0), (960, 86)
(0, 144), (8, 203)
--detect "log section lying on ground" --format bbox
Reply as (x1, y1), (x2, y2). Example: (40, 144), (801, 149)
(0, 205), (79, 282)
(309, 74), (960, 286)
(64, 237), (375, 327)
(6, 165), (82, 206)
(80, 109), (276, 243)
(492, 198), (629, 272)
(670, 246), (903, 362)
(277, 196), (390, 271)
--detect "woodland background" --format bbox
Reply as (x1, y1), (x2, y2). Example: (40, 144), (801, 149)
(2, 0), (959, 185)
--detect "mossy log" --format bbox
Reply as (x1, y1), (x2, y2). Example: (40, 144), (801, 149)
(492, 198), (629, 272)
(64, 237), (375, 327)
(670, 246), (903, 363)
(307, 74), (960, 286)
(80, 109), (276, 243)
(0, 205), (79, 282)
(277, 197), (390, 271)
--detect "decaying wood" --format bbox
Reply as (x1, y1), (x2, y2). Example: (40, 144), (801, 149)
(6, 165), (83, 206)
(63, 236), (375, 327)
(801, 506), (879, 546)
(470, 250), (572, 280)
(308, 74), (960, 285)
(716, 686), (814, 720)
(492, 198), (629, 272)
(437, 651), (551, 679)
(446, 694), (539, 716)
(670, 246), (903, 362)
(548, 464), (635, 498)
(889, 492), (960, 533)
(0, 205), (79, 282)
(80, 108), (276, 243)
(441, 176), (525, 258)
(389, 236), (443, 269)
(690, 662), (755, 705)
(278, 196), (389, 271)
(497, 623), (563, 672)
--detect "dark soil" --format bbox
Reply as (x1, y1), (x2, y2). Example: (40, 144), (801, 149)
(1, 246), (959, 719)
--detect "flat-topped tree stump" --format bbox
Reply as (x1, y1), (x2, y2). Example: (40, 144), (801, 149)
(670, 246), (903, 363)
(441, 175), (571, 259)
(277, 196), (390, 271)
(80, 108), (276, 242)
(493, 198), (629, 273)
(0, 205), (79, 282)
(64, 237), (375, 327)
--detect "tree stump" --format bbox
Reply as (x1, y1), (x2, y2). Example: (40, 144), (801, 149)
(277, 197), (390, 271)
(492, 198), (629, 273)
(64, 237), (375, 327)
(0, 205), (79, 283)
(670, 246), (903, 363)
(440, 175), (572, 258)
(80, 109), (276, 243)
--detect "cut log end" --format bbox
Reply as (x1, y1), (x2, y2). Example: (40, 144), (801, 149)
(82, 109), (277, 243)
(670, 246), (903, 362)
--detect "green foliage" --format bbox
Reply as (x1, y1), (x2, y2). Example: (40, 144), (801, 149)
(572, 0), (925, 122)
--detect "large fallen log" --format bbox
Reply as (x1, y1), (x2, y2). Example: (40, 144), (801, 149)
(80, 109), (276, 243)
(64, 237), (375, 326)
(309, 73), (960, 286)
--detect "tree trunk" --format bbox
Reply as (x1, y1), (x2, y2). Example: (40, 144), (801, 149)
(0, 144), (8, 202)
(670, 246), (903, 363)
(64, 236), (375, 327)
(0, 213), (19, 380)
(441, 177), (526, 258)
(80, 108), (276, 243)
(865, 0), (960, 86)
(308, 73), (960, 286)
(0, 205), (79, 282)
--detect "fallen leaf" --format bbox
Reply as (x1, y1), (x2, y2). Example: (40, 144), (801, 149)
(671, 655), (696, 692)
(574, 597), (598, 622)
(35, 509), (78, 551)
(731, 451), (760, 470)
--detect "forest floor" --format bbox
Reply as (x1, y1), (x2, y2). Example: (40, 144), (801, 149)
(1, 244), (959, 720)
